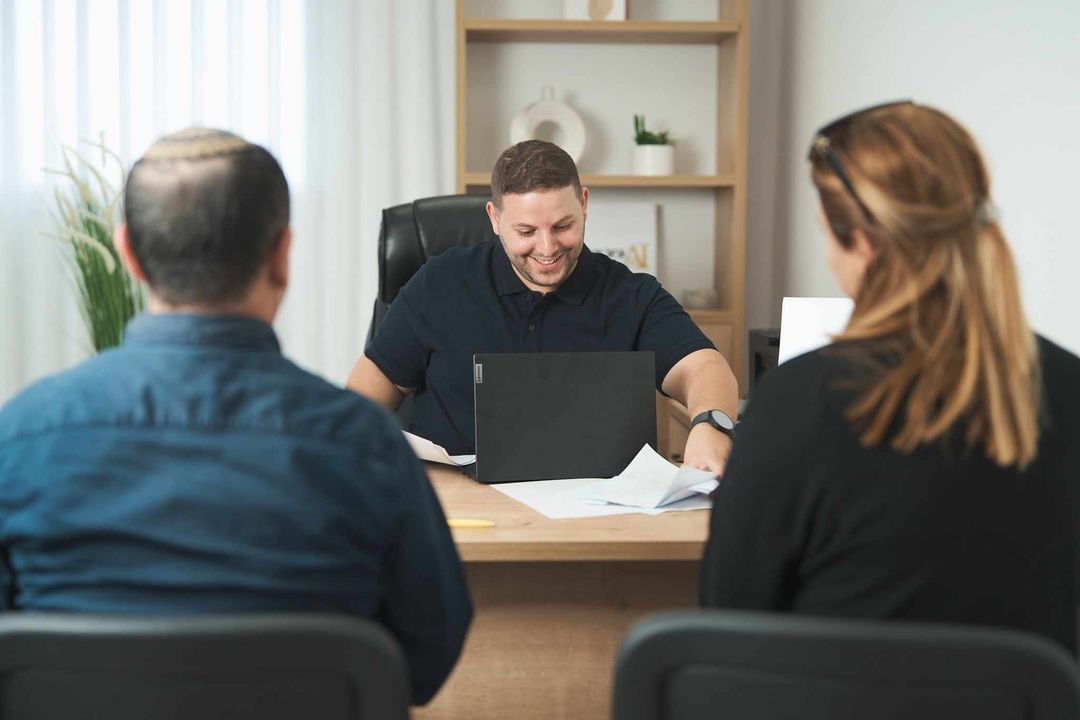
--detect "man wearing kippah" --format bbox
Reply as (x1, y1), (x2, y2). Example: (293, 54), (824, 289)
(0, 128), (471, 706)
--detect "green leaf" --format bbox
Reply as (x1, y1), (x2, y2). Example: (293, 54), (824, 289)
(632, 114), (673, 145)
(43, 136), (144, 352)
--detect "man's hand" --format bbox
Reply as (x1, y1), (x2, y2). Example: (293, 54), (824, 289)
(681, 422), (732, 476)
(661, 348), (739, 476)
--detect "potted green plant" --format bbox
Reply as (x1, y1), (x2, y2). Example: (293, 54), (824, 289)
(44, 137), (144, 352)
(632, 114), (674, 176)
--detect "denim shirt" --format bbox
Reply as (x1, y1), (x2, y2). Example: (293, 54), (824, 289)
(0, 313), (471, 704)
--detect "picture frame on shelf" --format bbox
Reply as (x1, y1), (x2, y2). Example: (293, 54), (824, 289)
(585, 200), (657, 277)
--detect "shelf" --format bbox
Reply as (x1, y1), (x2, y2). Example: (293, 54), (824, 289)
(463, 19), (739, 44)
(456, 0), (750, 389)
(464, 172), (735, 189)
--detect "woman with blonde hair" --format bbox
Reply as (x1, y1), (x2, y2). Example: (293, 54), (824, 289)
(701, 101), (1080, 650)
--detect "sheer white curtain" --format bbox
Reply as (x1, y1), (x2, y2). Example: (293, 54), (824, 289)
(0, 0), (455, 402)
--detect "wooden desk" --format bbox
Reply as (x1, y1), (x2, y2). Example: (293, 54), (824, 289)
(416, 466), (710, 720)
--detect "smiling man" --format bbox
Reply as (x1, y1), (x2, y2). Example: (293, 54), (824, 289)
(348, 140), (738, 473)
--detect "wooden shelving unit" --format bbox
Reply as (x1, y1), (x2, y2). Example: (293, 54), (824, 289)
(464, 18), (740, 44)
(463, 171), (737, 189)
(455, 1), (749, 462)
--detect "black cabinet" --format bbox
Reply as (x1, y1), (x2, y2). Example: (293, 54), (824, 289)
(748, 328), (780, 391)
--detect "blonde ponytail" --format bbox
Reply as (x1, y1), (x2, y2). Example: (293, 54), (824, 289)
(811, 105), (1040, 468)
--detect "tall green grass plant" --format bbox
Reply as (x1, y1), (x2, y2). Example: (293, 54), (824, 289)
(44, 137), (144, 352)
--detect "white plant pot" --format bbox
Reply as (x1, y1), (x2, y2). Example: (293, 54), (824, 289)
(632, 144), (674, 176)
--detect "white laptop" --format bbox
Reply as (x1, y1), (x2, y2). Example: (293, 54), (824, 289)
(778, 297), (854, 364)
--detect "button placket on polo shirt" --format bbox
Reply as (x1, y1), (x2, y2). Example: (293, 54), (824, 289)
(521, 292), (548, 352)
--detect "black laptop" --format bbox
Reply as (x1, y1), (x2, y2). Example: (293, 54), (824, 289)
(472, 351), (656, 483)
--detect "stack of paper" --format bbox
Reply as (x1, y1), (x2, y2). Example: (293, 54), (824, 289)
(585, 445), (718, 509)
(491, 444), (719, 520)
(403, 431), (476, 467)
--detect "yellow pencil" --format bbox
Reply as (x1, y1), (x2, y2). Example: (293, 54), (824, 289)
(447, 518), (496, 529)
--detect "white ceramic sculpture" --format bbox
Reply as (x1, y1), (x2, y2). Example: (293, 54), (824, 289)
(509, 86), (586, 164)
(563, 0), (627, 21)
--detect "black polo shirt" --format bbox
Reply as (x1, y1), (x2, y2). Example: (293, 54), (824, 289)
(366, 240), (714, 454)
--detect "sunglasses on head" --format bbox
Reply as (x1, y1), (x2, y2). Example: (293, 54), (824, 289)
(808, 100), (914, 223)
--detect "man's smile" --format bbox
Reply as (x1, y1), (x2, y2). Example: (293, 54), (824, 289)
(529, 252), (565, 267)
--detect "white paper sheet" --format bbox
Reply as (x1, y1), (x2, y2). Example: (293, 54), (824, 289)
(403, 431), (476, 466)
(778, 296), (854, 364)
(491, 476), (712, 520)
(584, 445), (718, 509)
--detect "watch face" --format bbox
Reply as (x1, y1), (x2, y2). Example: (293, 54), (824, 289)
(709, 409), (735, 431)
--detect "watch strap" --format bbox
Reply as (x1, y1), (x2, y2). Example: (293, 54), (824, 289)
(690, 409), (736, 439)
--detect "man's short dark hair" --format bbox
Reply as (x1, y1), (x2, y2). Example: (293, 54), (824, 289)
(123, 128), (290, 305)
(490, 140), (582, 210)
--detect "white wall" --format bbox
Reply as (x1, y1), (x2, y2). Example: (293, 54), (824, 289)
(746, 0), (1080, 355)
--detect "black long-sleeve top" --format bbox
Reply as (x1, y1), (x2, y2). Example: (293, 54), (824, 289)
(702, 335), (1080, 653)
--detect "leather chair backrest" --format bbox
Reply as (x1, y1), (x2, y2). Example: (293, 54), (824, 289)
(613, 610), (1080, 720)
(373, 195), (498, 340)
(0, 613), (410, 720)
(379, 194), (497, 307)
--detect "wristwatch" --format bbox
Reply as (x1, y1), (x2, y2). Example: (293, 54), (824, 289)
(690, 409), (736, 440)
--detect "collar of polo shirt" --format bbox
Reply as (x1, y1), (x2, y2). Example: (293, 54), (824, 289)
(492, 241), (593, 306)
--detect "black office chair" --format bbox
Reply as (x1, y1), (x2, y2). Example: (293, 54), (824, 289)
(612, 610), (1080, 720)
(367, 193), (498, 346)
(0, 613), (410, 720)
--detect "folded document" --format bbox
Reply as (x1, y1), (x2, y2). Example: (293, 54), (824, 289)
(585, 444), (718, 509)
(493, 476), (711, 520)
(491, 444), (719, 520)
(403, 431), (476, 467)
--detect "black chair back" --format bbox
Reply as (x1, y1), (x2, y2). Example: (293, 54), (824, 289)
(369, 194), (497, 345)
(613, 610), (1080, 720)
(0, 613), (410, 720)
